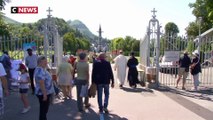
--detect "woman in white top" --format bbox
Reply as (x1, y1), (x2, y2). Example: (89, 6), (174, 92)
(18, 63), (30, 114)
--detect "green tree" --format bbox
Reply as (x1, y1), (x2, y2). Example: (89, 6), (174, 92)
(186, 22), (199, 37)
(63, 32), (76, 53)
(187, 0), (213, 36)
(186, 40), (196, 53)
(110, 37), (124, 51)
(123, 36), (134, 52)
(132, 40), (140, 51)
(0, 19), (10, 36)
(0, 0), (10, 11)
(35, 17), (74, 36)
(164, 22), (179, 50)
(165, 22), (179, 36)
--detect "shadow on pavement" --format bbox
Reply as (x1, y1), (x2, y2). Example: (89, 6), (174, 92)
(121, 86), (154, 93)
(2, 90), (128, 120)
(158, 86), (213, 102)
(104, 113), (128, 120)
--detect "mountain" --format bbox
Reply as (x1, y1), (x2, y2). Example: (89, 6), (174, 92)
(67, 20), (97, 42)
(2, 16), (106, 43)
(3, 15), (21, 25)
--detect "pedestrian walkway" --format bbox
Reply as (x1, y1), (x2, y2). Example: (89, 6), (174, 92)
(1, 84), (213, 120)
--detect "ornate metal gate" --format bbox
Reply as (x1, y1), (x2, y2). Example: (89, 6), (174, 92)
(140, 9), (213, 88)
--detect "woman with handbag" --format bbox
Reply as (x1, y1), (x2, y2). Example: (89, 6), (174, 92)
(190, 51), (201, 91)
(74, 52), (90, 112)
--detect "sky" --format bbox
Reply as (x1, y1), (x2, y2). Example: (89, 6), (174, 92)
(2, 0), (196, 40)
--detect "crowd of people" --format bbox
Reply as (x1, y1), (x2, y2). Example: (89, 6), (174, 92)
(0, 49), (204, 120)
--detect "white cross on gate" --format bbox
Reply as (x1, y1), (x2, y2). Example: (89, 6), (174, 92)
(151, 8), (157, 18)
(47, 7), (53, 17)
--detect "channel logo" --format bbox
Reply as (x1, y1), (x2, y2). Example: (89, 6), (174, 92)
(11, 6), (38, 14)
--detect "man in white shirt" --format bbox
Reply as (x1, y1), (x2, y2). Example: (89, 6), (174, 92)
(25, 48), (38, 94)
(0, 63), (9, 116)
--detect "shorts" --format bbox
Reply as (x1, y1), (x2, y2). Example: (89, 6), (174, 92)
(19, 88), (29, 94)
(178, 67), (188, 80)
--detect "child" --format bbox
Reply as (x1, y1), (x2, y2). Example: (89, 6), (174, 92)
(18, 63), (31, 114)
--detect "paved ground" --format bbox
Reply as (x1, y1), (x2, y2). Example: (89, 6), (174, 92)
(1, 84), (213, 120)
(1, 63), (213, 120)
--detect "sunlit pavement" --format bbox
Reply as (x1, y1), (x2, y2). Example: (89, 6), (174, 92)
(1, 63), (213, 120)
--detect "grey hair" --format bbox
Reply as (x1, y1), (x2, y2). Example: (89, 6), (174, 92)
(62, 55), (69, 62)
(37, 55), (46, 65)
(79, 52), (87, 60)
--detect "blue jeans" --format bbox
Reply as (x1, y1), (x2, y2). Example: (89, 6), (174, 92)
(97, 84), (109, 111)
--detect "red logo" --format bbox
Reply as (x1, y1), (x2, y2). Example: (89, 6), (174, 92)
(11, 6), (38, 14)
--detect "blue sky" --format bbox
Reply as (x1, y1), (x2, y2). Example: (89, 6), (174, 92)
(2, 0), (196, 39)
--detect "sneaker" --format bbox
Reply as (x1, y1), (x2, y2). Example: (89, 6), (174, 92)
(119, 84), (123, 88)
(103, 108), (109, 114)
(21, 106), (31, 114)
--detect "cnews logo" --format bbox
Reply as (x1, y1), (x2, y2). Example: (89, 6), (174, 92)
(11, 6), (38, 14)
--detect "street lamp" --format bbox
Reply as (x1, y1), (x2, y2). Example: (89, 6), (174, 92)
(198, 17), (202, 54)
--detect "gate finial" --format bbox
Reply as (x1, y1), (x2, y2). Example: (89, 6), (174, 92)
(151, 8), (157, 19)
(47, 7), (53, 18)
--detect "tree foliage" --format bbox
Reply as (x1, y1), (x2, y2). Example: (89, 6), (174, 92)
(0, 19), (10, 36)
(165, 22), (179, 36)
(187, 0), (213, 36)
(110, 36), (140, 56)
(0, 0), (10, 11)
(63, 32), (90, 54)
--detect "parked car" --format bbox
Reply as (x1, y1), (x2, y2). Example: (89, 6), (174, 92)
(160, 61), (178, 74)
(159, 55), (179, 75)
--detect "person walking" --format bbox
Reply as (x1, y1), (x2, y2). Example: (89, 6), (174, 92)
(74, 52), (90, 112)
(113, 50), (127, 88)
(176, 51), (191, 90)
(0, 63), (9, 117)
(57, 56), (74, 99)
(190, 51), (201, 91)
(25, 48), (38, 94)
(127, 52), (139, 88)
(92, 52), (114, 113)
(34, 56), (54, 120)
(17, 63), (31, 114)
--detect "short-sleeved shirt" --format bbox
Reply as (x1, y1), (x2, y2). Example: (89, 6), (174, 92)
(25, 54), (38, 69)
(0, 63), (6, 98)
(57, 62), (73, 85)
(34, 67), (54, 95)
(19, 73), (30, 89)
(76, 61), (89, 80)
